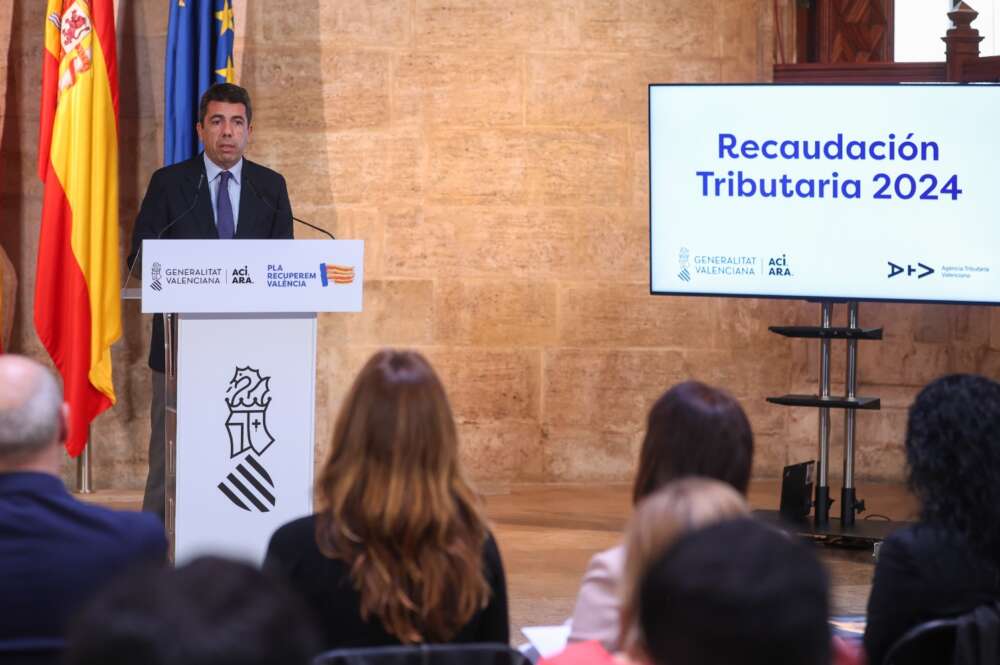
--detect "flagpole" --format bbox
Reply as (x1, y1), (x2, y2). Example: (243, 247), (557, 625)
(76, 428), (93, 493)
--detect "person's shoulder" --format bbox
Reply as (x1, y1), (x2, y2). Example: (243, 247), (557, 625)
(883, 523), (944, 552)
(270, 513), (318, 549)
(73, 501), (167, 555)
(150, 155), (201, 181)
(586, 544), (625, 579)
(243, 158), (286, 184)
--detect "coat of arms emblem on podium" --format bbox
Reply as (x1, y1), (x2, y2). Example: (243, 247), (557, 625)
(217, 366), (278, 512)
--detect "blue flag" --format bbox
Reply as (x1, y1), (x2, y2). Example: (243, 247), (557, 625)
(164, 0), (236, 166)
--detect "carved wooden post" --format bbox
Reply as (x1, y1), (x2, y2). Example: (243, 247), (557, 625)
(944, 1), (984, 82)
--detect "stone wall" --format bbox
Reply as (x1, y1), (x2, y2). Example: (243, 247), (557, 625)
(2, 1), (998, 490)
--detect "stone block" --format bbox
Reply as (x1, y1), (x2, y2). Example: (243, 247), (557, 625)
(435, 280), (557, 346)
(542, 349), (688, 431)
(680, 348), (792, 402)
(255, 1), (409, 46)
(383, 206), (644, 282)
(721, 58), (761, 83)
(721, 0), (761, 67)
(579, 0), (720, 54)
(427, 128), (628, 206)
(330, 206), (382, 277)
(458, 420), (546, 482)
(246, 128), (335, 205)
(414, 0), (579, 50)
(423, 347), (541, 421)
(117, 35), (166, 120)
(978, 349), (1000, 378)
(338, 279), (435, 346)
(855, 439), (906, 482)
(558, 285), (717, 349)
(575, 208), (649, 283)
(427, 130), (533, 205)
(315, 343), (381, 427)
(751, 433), (788, 478)
(526, 54), (638, 125)
(953, 306), (991, 344)
(533, 128), (629, 206)
(256, 126), (423, 206)
(543, 427), (639, 482)
(859, 341), (951, 387)
(638, 56), (722, 87)
(383, 206), (574, 278)
(244, 47), (390, 131)
(630, 124), (649, 211)
(394, 52), (522, 126)
(856, 407), (908, 449)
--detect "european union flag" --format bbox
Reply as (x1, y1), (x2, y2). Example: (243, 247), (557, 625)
(164, 0), (236, 165)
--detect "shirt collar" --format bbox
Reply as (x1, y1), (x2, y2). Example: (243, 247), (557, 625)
(202, 153), (243, 185)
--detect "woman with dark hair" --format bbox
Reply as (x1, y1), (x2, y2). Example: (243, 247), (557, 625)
(567, 381), (754, 647)
(264, 350), (509, 649)
(864, 374), (1000, 665)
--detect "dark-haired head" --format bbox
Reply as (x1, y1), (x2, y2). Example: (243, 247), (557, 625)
(905, 373), (1000, 554)
(65, 556), (320, 665)
(198, 82), (252, 125)
(633, 381), (753, 503)
(639, 518), (831, 665)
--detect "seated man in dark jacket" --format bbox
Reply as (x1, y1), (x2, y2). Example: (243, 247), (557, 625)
(0, 355), (167, 653)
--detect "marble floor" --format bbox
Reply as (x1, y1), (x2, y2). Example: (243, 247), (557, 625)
(80, 478), (919, 642)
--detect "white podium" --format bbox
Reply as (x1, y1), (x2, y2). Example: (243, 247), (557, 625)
(140, 239), (363, 563)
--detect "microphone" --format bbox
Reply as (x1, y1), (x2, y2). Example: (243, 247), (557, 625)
(244, 174), (335, 239)
(122, 173), (205, 291)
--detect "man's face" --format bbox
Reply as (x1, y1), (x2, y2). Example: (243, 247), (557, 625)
(196, 100), (252, 169)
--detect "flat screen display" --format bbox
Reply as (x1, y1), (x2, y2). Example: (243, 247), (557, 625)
(649, 84), (1000, 305)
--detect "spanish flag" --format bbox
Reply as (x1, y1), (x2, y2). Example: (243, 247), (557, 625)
(36, 0), (120, 457)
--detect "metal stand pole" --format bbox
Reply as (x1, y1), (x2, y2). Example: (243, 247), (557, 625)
(815, 302), (833, 526)
(76, 438), (93, 494)
(841, 301), (863, 526)
(164, 313), (178, 562)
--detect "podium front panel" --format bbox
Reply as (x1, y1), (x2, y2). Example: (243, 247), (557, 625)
(174, 312), (316, 564)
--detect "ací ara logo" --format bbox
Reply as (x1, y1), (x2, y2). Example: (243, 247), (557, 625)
(768, 254), (792, 277)
(231, 265), (253, 285)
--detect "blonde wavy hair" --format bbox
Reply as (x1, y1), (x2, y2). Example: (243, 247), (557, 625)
(617, 477), (750, 655)
(314, 350), (490, 643)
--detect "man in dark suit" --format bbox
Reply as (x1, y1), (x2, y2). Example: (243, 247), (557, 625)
(129, 83), (293, 518)
(0, 355), (167, 652)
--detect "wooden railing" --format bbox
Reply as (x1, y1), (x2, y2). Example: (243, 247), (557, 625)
(775, 2), (1000, 83)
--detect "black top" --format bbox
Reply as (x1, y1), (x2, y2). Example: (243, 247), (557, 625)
(128, 154), (294, 372)
(864, 523), (1000, 665)
(264, 514), (510, 650)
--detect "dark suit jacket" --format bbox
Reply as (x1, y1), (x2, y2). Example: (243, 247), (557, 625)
(0, 472), (167, 649)
(129, 154), (294, 372)
(264, 515), (510, 650)
(864, 523), (1000, 665)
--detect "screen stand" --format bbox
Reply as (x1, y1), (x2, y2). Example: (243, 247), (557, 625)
(760, 301), (907, 548)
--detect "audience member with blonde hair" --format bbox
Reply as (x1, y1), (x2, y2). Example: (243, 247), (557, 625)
(543, 478), (749, 665)
(568, 381), (754, 648)
(264, 350), (508, 649)
(616, 478), (749, 658)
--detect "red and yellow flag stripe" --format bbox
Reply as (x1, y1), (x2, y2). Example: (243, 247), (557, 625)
(36, 0), (120, 456)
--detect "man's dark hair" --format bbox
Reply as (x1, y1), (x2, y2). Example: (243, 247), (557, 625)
(633, 381), (753, 503)
(639, 518), (831, 665)
(198, 82), (252, 125)
(65, 556), (319, 665)
(906, 373), (1000, 555)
